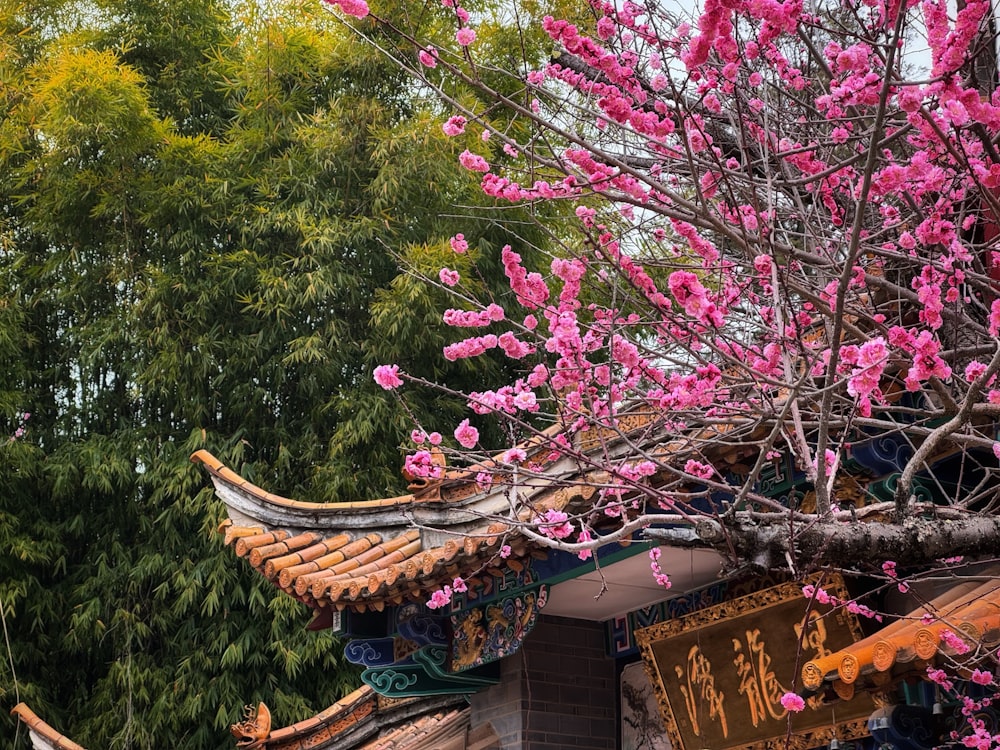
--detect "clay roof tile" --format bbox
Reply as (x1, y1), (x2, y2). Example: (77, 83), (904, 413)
(235, 530), (290, 558)
(250, 532), (323, 570)
(267, 533), (352, 581)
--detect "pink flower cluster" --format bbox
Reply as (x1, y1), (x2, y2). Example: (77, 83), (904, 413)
(9, 411), (30, 441)
(427, 586), (453, 609)
(459, 150), (489, 172)
(779, 693), (805, 713)
(668, 271), (724, 327)
(442, 116), (466, 136)
(322, 0), (369, 17)
(373, 364), (403, 390)
(454, 419), (479, 448)
(443, 334), (498, 361)
(939, 629), (971, 655)
(501, 246), (549, 308)
(404, 450), (443, 479)
(648, 547), (672, 589)
(418, 47), (438, 67)
(539, 509), (574, 539)
(443, 303), (505, 327)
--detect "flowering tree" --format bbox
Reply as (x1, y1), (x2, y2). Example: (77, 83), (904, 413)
(336, 0), (1000, 592)
(307, 0), (1000, 732)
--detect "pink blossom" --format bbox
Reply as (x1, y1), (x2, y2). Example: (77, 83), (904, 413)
(498, 331), (534, 359)
(322, 0), (369, 17)
(428, 432), (442, 446)
(780, 693), (805, 712)
(411, 430), (426, 444)
(439, 268), (460, 286)
(452, 577), (468, 593)
(373, 364), (404, 390)
(940, 629), (971, 654)
(684, 459), (714, 480)
(443, 307), (501, 327)
(459, 150), (489, 172)
(926, 666), (954, 690)
(964, 361), (989, 383)
(595, 15), (615, 39)
(512, 390), (537, 411)
(576, 528), (593, 560)
(971, 669), (994, 686)
(426, 586), (453, 609)
(540, 509), (573, 539)
(443, 334), (498, 360)
(418, 48), (438, 68)
(802, 584), (832, 605)
(450, 233), (469, 253)
(404, 450), (443, 479)
(499, 544), (511, 559)
(502, 246), (550, 308)
(502, 447), (527, 464)
(443, 116), (466, 136)
(813, 449), (839, 477)
(456, 27), (476, 46)
(648, 547), (672, 589)
(990, 299), (1000, 336)
(454, 419), (479, 448)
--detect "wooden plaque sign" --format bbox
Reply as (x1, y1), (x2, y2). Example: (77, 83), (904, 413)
(635, 576), (876, 750)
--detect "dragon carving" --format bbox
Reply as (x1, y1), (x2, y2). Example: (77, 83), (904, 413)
(231, 702), (272, 748)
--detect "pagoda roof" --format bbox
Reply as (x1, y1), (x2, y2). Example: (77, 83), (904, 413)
(191, 448), (601, 614)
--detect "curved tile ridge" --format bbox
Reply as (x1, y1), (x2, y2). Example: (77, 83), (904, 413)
(264, 686), (376, 749)
(231, 687), (472, 750)
(10, 703), (86, 750)
(362, 708), (469, 750)
(191, 450), (417, 532)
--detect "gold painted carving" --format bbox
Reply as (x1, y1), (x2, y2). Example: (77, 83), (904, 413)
(838, 653), (860, 684)
(801, 662), (824, 691)
(913, 628), (939, 660)
(871, 640), (897, 672)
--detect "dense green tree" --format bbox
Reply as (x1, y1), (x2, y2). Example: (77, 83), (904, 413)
(0, 0), (549, 746)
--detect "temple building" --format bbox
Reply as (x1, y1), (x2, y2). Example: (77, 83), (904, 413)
(13, 429), (1000, 750)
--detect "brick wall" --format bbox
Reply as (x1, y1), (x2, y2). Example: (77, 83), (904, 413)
(470, 615), (618, 750)
(471, 650), (524, 748)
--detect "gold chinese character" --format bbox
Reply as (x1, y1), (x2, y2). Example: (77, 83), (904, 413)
(732, 629), (788, 726)
(675, 645), (729, 738)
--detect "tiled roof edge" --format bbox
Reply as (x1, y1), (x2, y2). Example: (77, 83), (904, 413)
(243, 687), (470, 750)
(10, 703), (87, 750)
(191, 450), (418, 531)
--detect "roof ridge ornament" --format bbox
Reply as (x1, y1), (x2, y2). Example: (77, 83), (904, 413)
(231, 702), (271, 748)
